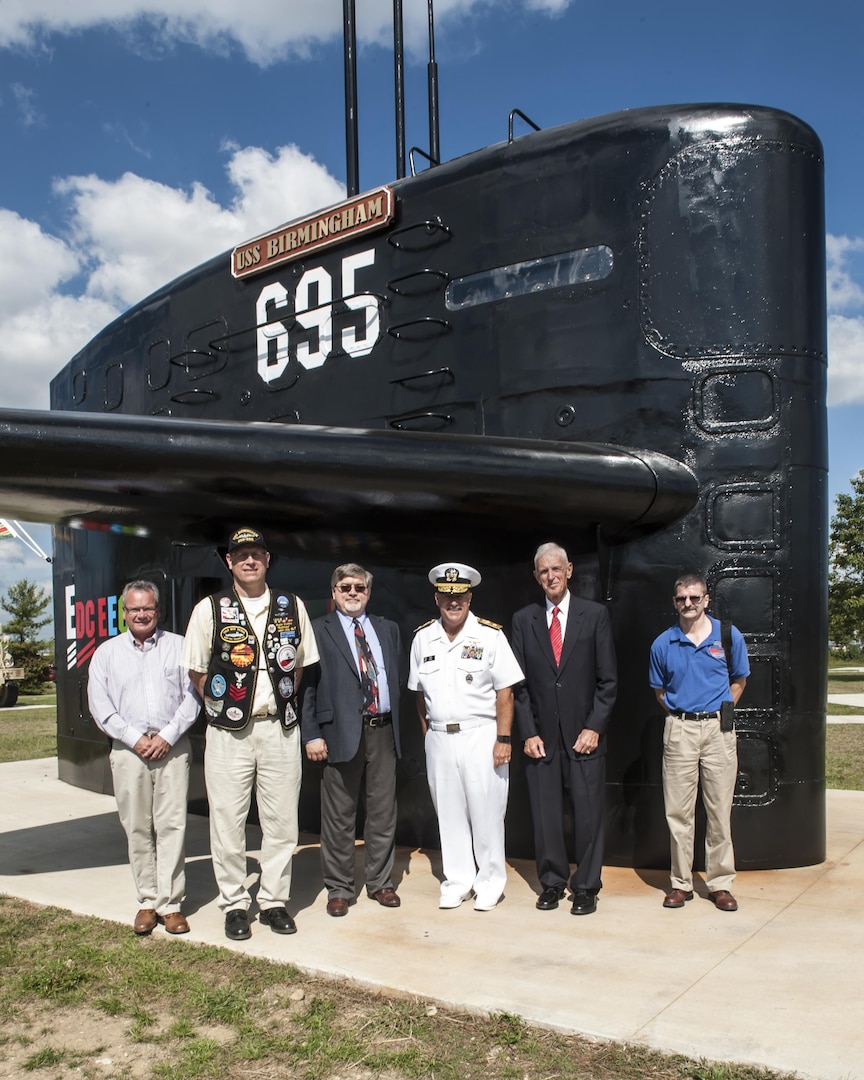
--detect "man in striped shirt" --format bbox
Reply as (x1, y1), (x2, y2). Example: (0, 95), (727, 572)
(88, 579), (201, 935)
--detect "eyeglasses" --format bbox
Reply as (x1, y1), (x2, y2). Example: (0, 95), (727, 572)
(125, 607), (158, 615)
(674, 595), (705, 605)
(336, 583), (367, 594)
(230, 550), (266, 562)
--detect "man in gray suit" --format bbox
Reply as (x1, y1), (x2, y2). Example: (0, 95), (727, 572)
(301, 563), (403, 917)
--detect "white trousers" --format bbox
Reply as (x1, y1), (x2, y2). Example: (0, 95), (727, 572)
(204, 719), (301, 912)
(425, 724), (509, 905)
(110, 735), (190, 914)
(662, 714), (738, 893)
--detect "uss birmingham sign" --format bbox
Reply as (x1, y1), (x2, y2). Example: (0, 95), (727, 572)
(232, 187), (395, 280)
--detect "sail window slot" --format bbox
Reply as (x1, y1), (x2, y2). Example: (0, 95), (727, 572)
(446, 245), (613, 311)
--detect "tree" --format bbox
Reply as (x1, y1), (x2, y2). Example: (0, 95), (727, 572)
(828, 470), (864, 647)
(0, 578), (52, 693)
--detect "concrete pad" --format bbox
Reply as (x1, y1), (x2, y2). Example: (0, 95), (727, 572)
(1, 757), (862, 1080)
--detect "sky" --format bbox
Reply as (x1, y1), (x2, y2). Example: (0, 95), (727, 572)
(0, 0), (862, 610)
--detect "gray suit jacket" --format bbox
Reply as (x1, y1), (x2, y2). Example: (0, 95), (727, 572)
(300, 611), (403, 762)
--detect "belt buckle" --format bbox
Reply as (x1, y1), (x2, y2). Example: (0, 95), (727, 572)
(446, 723), (461, 734)
(365, 714), (380, 728)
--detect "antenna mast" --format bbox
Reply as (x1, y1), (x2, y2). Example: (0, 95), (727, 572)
(343, 0), (360, 196)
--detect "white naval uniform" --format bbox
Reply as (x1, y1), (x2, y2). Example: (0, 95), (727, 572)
(408, 611), (524, 908)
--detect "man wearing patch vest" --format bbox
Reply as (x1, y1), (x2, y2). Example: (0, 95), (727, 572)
(183, 527), (319, 940)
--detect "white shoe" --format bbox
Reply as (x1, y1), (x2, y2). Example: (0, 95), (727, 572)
(473, 894), (501, 912)
(439, 889), (473, 909)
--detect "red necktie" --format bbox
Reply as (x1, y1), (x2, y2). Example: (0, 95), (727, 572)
(549, 606), (562, 665)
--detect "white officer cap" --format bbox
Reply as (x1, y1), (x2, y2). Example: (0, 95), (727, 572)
(428, 563), (481, 594)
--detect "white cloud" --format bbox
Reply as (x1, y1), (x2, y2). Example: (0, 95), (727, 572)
(827, 234), (864, 406)
(10, 82), (43, 126)
(0, 209), (79, 310)
(0, 142), (345, 409)
(0, 0), (573, 66)
(826, 234), (864, 311)
(828, 314), (864, 407)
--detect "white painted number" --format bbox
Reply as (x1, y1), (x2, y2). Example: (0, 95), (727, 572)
(256, 249), (380, 382)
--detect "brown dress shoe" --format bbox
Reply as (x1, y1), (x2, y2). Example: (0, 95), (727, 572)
(369, 887), (401, 908)
(662, 889), (694, 909)
(133, 908), (158, 935)
(709, 890), (738, 911)
(326, 897), (350, 917)
(160, 912), (190, 934)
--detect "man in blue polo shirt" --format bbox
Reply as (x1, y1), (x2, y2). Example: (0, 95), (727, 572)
(649, 573), (749, 912)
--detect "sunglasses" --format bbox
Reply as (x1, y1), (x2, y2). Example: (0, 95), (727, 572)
(674, 595), (705, 605)
(335, 583), (368, 594)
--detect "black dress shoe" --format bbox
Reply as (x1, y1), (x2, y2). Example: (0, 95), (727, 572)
(259, 906), (297, 934)
(536, 886), (567, 911)
(570, 890), (597, 915)
(225, 909), (251, 940)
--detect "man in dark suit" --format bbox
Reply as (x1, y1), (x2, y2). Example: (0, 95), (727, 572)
(301, 563), (403, 917)
(511, 542), (617, 915)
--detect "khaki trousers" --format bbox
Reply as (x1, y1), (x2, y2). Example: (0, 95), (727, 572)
(662, 714), (737, 893)
(110, 735), (190, 914)
(205, 719), (301, 912)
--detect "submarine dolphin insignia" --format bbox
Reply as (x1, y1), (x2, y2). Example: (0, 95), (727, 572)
(0, 7), (827, 871)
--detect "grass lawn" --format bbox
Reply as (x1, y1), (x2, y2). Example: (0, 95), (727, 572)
(826, 725), (864, 789)
(0, 706), (57, 762)
(0, 895), (793, 1080)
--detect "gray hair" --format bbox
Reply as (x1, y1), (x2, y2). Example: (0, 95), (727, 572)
(330, 563), (373, 589)
(533, 542), (569, 570)
(122, 580), (160, 606)
(673, 572), (707, 594)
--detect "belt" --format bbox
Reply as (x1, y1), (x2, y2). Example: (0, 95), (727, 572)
(252, 710), (276, 719)
(428, 720), (494, 733)
(363, 712), (392, 727)
(670, 710), (720, 721)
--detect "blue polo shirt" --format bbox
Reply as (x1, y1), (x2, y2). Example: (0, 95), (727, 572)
(649, 616), (749, 713)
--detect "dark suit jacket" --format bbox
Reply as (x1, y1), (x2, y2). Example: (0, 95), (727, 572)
(300, 612), (403, 763)
(511, 594), (617, 759)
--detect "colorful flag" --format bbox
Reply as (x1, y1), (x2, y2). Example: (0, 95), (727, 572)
(0, 519), (17, 540)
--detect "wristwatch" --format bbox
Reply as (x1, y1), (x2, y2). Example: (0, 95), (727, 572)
(496, 734), (511, 744)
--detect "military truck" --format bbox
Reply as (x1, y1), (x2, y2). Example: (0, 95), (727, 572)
(0, 630), (25, 707)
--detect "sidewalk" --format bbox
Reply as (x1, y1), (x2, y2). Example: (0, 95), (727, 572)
(1, 758), (861, 1080)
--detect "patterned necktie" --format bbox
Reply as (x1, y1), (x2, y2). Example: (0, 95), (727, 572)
(549, 606), (562, 666)
(353, 618), (380, 714)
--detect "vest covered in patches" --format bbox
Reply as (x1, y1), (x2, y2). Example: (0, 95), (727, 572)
(203, 589), (302, 731)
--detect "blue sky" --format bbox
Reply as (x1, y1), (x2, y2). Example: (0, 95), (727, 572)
(1, 0), (862, 603)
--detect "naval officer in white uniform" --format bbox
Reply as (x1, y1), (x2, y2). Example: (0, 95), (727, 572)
(408, 563), (524, 911)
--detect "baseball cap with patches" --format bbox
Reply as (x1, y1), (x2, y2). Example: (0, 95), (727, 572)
(227, 527), (267, 553)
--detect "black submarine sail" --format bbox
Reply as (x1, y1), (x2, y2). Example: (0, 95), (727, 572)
(0, 1), (827, 871)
